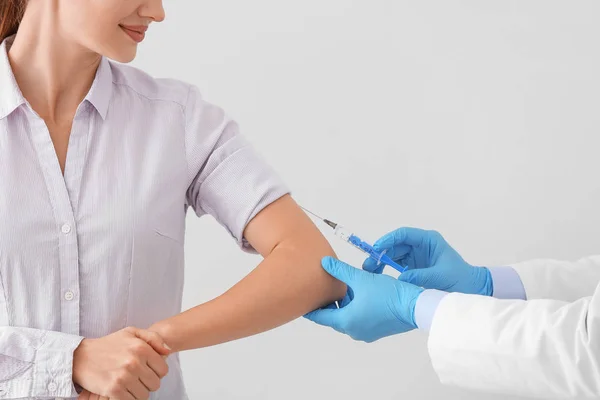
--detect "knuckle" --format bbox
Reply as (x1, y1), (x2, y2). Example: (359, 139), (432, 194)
(146, 331), (160, 344)
(107, 387), (119, 398)
(109, 376), (127, 396)
(136, 327), (149, 336)
(111, 373), (122, 386)
(149, 330), (161, 340)
(156, 368), (167, 379)
(393, 227), (407, 239)
(123, 326), (137, 334)
(149, 378), (161, 392)
(131, 340), (147, 354)
(429, 230), (443, 240)
(161, 362), (170, 377)
(117, 371), (130, 384)
(124, 356), (141, 371)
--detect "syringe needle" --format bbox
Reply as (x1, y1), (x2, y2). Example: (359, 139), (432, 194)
(300, 205), (338, 230)
(299, 206), (325, 221)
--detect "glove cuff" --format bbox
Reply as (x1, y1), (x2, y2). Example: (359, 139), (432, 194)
(408, 287), (426, 328)
(473, 266), (494, 296)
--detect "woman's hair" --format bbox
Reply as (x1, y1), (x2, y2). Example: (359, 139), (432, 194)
(0, 0), (25, 43)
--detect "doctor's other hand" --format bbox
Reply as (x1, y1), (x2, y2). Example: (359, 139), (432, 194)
(364, 227), (492, 296)
(73, 327), (171, 400)
(304, 257), (424, 343)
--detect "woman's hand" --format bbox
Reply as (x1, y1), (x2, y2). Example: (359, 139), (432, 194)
(77, 390), (108, 400)
(73, 327), (171, 400)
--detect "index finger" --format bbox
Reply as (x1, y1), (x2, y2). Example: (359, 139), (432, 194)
(135, 329), (171, 356)
(373, 227), (430, 251)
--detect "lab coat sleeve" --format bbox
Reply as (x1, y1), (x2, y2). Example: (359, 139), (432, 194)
(428, 284), (600, 398)
(0, 327), (84, 398)
(510, 255), (600, 301)
(415, 268), (525, 332)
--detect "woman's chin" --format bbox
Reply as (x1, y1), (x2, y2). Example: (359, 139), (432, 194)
(105, 45), (138, 64)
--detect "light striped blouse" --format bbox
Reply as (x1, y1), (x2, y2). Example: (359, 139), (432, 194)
(0, 35), (289, 400)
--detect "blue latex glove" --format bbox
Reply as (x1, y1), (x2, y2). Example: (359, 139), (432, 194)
(363, 227), (493, 296)
(304, 256), (424, 343)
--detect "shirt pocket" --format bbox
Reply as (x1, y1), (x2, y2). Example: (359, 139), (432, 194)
(127, 226), (185, 329)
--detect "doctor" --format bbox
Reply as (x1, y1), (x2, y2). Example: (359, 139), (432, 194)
(305, 227), (600, 399)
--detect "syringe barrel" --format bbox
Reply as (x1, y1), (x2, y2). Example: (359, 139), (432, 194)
(347, 234), (383, 263)
(333, 226), (406, 273)
(333, 225), (353, 242)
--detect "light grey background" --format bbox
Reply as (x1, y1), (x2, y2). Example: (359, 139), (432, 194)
(131, 1), (600, 399)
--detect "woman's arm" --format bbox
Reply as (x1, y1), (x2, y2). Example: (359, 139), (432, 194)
(150, 194), (346, 352)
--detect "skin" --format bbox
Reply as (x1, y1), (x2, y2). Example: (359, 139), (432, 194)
(149, 195), (345, 352)
(7, 0), (346, 399)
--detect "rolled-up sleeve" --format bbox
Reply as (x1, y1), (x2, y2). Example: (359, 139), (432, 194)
(183, 86), (289, 253)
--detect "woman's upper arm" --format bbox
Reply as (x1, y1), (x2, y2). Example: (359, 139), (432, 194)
(183, 85), (290, 252)
(183, 84), (343, 302)
(242, 194), (334, 258)
(243, 194), (346, 305)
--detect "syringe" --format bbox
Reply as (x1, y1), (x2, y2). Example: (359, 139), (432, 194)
(300, 206), (406, 274)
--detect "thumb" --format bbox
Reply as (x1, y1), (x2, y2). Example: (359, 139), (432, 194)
(135, 329), (172, 357)
(362, 256), (385, 274)
(304, 308), (343, 332)
(321, 256), (361, 285)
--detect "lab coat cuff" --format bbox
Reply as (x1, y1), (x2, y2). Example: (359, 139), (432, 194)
(488, 266), (527, 300)
(414, 289), (449, 332)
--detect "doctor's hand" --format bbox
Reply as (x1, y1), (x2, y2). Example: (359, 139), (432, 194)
(363, 227), (492, 296)
(304, 257), (424, 342)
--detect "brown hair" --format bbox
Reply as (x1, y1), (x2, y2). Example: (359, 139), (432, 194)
(0, 0), (25, 43)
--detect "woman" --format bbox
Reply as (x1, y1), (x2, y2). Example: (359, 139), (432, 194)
(0, 1), (346, 399)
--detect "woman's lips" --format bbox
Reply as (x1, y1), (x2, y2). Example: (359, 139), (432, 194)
(120, 25), (147, 43)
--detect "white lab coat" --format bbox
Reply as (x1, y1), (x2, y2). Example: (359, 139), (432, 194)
(428, 256), (600, 399)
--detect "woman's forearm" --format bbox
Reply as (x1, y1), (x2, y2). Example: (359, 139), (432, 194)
(150, 232), (345, 352)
